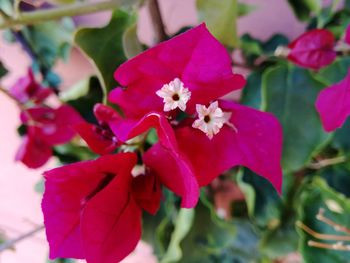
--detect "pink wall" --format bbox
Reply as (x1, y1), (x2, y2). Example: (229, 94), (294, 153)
(0, 0), (305, 262)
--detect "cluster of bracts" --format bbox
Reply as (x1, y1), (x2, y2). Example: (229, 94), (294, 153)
(8, 24), (350, 262)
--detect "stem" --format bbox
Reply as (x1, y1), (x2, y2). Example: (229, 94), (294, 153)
(0, 0), (127, 29)
(308, 240), (350, 251)
(148, 0), (167, 44)
(296, 221), (350, 241)
(317, 209), (350, 235)
(0, 225), (44, 252)
(307, 156), (346, 170)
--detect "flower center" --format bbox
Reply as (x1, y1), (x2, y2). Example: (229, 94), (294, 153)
(156, 78), (191, 112)
(172, 93), (180, 101)
(192, 101), (233, 139)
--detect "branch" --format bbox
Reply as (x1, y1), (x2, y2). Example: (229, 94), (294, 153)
(0, 0), (128, 29)
(148, 0), (167, 44)
(307, 156), (346, 170)
(0, 225), (44, 252)
(296, 221), (350, 241)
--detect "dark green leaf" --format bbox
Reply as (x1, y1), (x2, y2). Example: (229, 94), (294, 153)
(287, 0), (321, 21)
(62, 76), (103, 124)
(240, 70), (263, 109)
(262, 64), (330, 172)
(74, 10), (133, 98)
(177, 194), (237, 263)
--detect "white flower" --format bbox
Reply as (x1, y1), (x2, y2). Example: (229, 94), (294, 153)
(156, 78), (191, 112)
(192, 101), (233, 139)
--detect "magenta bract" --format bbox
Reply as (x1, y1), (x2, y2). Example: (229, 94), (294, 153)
(17, 105), (83, 168)
(316, 69), (350, 132)
(288, 29), (336, 70)
(42, 153), (161, 263)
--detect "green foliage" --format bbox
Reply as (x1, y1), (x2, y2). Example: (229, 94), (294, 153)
(75, 9), (134, 100)
(298, 178), (350, 262)
(122, 22), (143, 59)
(61, 76), (103, 124)
(22, 18), (74, 68)
(196, 0), (239, 47)
(262, 64), (330, 172)
(287, 0), (322, 21)
(0, 61), (8, 79)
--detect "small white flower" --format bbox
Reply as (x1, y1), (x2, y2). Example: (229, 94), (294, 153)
(192, 101), (233, 139)
(156, 78), (191, 112)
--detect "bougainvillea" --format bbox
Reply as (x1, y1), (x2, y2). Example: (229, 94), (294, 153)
(2, 1), (350, 263)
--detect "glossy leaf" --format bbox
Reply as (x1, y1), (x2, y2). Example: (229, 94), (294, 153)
(74, 10), (133, 98)
(262, 64), (330, 172)
(196, 0), (239, 47)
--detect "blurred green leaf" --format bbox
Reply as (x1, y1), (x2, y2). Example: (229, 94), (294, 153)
(75, 9), (133, 99)
(53, 143), (97, 164)
(298, 178), (350, 263)
(161, 209), (195, 263)
(237, 2), (256, 17)
(22, 18), (74, 69)
(287, 0), (322, 21)
(63, 76), (103, 124)
(0, 0), (13, 16)
(262, 64), (330, 172)
(196, 0), (239, 47)
(177, 194), (237, 263)
(122, 22), (143, 59)
(0, 61), (8, 78)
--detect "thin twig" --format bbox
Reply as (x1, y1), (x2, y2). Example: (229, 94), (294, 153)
(0, 225), (44, 252)
(296, 221), (350, 241)
(307, 156), (346, 170)
(148, 0), (167, 44)
(308, 240), (350, 251)
(317, 209), (350, 235)
(0, 0), (129, 29)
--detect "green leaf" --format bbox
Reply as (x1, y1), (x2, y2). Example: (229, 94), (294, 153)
(22, 18), (74, 69)
(177, 194), (237, 263)
(333, 119), (350, 155)
(161, 209), (195, 263)
(237, 2), (256, 17)
(238, 169), (282, 228)
(0, 61), (8, 79)
(122, 22), (143, 59)
(298, 178), (350, 263)
(241, 70), (263, 109)
(196, 0), (239, 47)
(287, 0), (322, 21)
(313, 57), (350, 86)
(0, 0), (13, 16)
(63, 76), (103, 124)
(74, 9), (133, 100)
(319, 164), (350, 198)
(262, 64), (330, 172)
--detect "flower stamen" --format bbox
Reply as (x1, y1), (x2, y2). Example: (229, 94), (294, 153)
(156, 78), (191, 112)
(192, 101), (235, 139)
